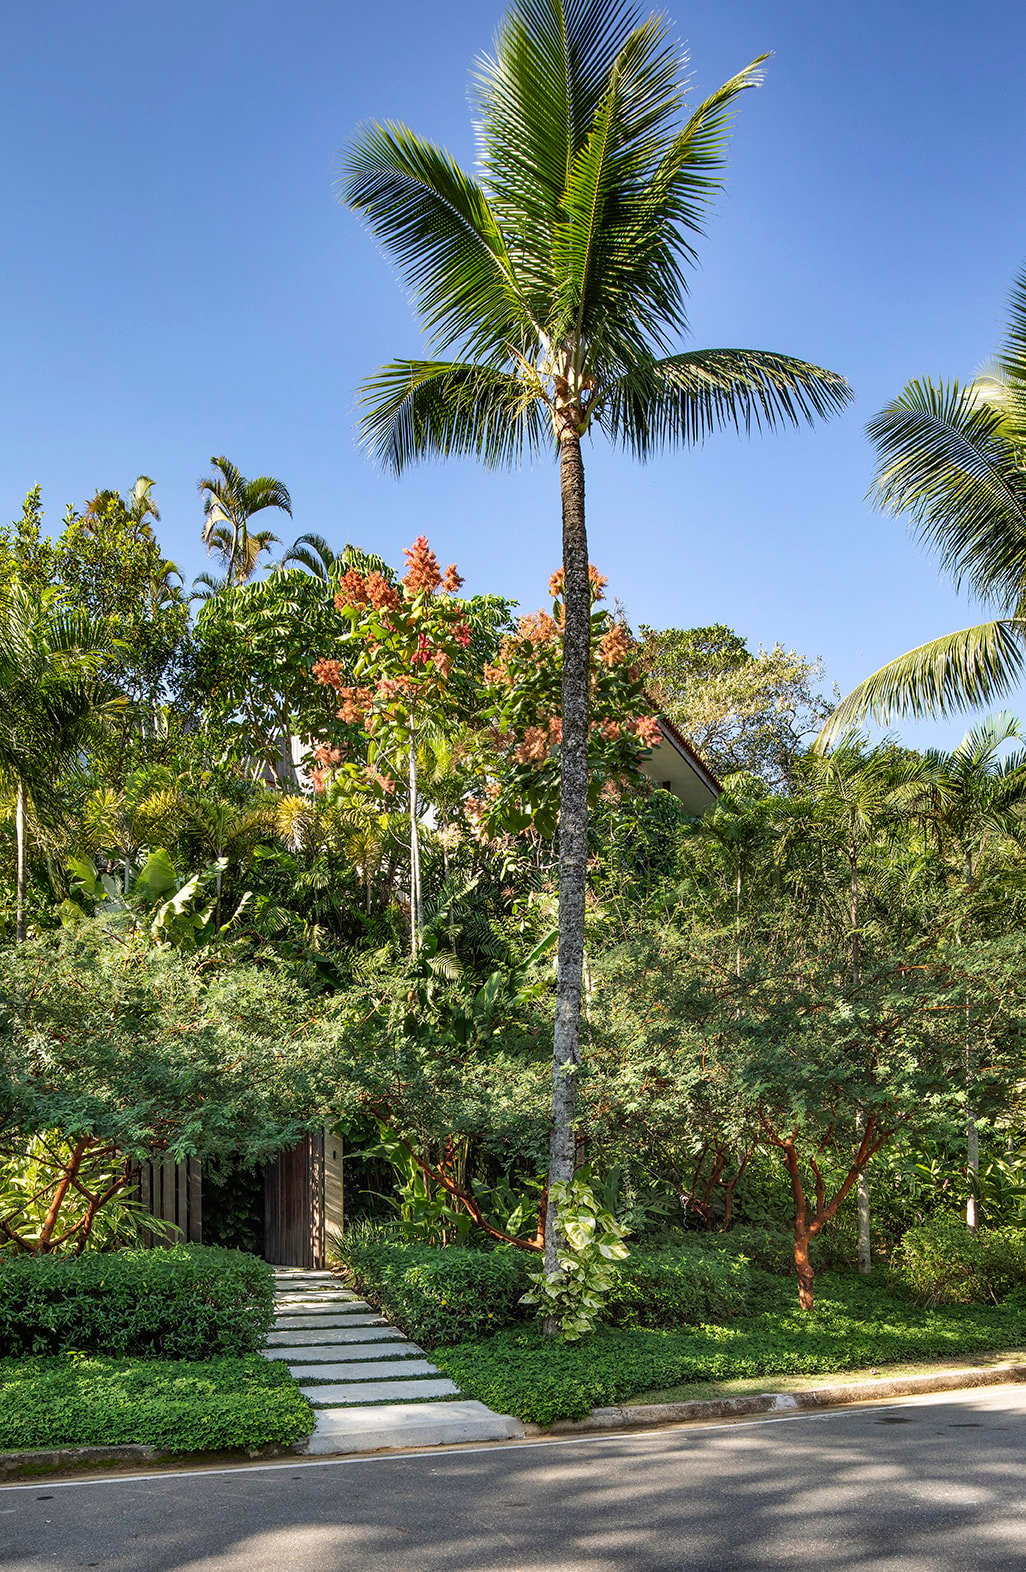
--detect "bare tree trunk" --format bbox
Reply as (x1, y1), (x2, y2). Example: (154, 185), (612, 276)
(15, 777), (27, 943)
(855, 1110), (872, 1274)
(409, 731), (422, 955)
(544, 426), (589, 1316)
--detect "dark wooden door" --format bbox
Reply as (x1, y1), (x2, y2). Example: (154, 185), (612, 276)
(263, 1137), (315, 1267)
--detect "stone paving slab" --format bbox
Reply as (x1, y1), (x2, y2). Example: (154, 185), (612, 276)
(275, 1292), (362, 1305)
(304, 1401), (524, 1455)
(262, 1327), (401, 1356)
(279, 1340), (425, 1364)
(301, 1376), (460, 1406)
(292, 1359), (438, 1382)
(266, 1321), (386, 1345)
(274, 1310), (373, 1328)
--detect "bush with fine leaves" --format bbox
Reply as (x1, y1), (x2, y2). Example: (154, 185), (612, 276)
(0, 1246), (274, 1358)
(333, 1234), (530, 1347)
(891, 1216), (1026, 1305)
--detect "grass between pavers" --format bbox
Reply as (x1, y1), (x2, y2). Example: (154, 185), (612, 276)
(0, 1355), (314, 1451)
(431, 1274), (1026, 1425)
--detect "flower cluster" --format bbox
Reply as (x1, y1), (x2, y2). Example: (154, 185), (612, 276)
(402, 534), (463, 596)
(548, 564), (607, 602)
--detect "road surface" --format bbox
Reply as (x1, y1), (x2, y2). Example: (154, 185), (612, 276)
(3, 1384), (1025, 1570)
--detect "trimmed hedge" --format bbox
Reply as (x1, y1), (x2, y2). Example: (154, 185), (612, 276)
(334, 1237), (529, 1347)
(604, 1247), (768, 1327)
(891, 1217), (1026, 1305)
(0, 1246), (274, 1359)
(0, 1355), (313, 1451)
(433, 1274), (1026, 1424)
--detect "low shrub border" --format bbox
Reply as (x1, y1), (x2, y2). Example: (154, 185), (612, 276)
(332, 1236), (530, 1347)
(432, 1275), (1026, 1424)
(0, 1246), (275, 1359)
(0, 1355), (313, 1451)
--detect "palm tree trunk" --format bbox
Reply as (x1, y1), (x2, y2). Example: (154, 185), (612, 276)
(545, 427), (589, 1302)
(15, 777), (27, 943)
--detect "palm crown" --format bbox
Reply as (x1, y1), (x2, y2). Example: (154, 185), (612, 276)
(343, 0), (850, 467)
(199, 456), (292, 587)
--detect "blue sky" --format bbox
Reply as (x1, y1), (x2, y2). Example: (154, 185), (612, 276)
(3, 0), (1025, 750)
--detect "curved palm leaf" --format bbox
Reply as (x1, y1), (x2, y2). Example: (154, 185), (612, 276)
(867, 379), (1026, 607)
(601, 347), (851, 455)
(819, 620), (1026, 744)
(359, 360), (552, 472)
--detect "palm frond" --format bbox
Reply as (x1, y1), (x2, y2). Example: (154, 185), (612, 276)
(600, 347), (851, 455)
(358, 360), (550, 473)
(818, 620), (1026, 745)
(867, 379), (1026, 608)
(474, 0), (643, 300)
(341, 123), (529, 360)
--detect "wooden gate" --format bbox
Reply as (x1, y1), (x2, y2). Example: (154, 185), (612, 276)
(263, 1131), (344, 1268)
(133, 1157), (202, 1246)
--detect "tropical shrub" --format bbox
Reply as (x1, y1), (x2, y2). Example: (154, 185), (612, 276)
(0, 1246), (274, 1357)
(603, 1246), (765, 1328)
(0, 1354), (312, 1450)
(891, 1217), (1026, 1305)
(333, 1233), (529, 1347)
(522, 1175), (630, 1340)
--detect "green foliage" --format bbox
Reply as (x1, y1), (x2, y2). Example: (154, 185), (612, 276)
(433, 1273), (1026, 1424)
(0, 1135), (179, 1256)
(0, 1246), (275, 1358)
(332, 1232), (531, 1347)
(891, 1217), (1026, 1305)
(523, 1174), (630, 1339)
(0, 1354), (311, 1451)
(603, 1246), (766, 1328)
(640, 624), (830, 788)
(0, 925), (320, 1170)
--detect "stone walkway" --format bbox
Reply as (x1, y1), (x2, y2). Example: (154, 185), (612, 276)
(266, 1267), (523, 1455)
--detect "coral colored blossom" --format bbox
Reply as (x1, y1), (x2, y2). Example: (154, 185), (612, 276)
(334, 569), (370, 608)
(442, 563), (464, 593)
(402, 535), (443, 595)
(600, 720), (622, 741)
(366, 571), (401, 611)
(598, 622), (632, 666)
(309, 767), (328, 794)
(452, 622), (472, 647)
(312, 657), (343, 688)
(313, 744), (343, 767)
(631, 715), (663, 747)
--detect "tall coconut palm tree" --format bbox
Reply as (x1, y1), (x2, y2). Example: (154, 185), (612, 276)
(342, 0), (850, 1283)
(0, 581), (125, 940)
(198, 456), (292, 586)
(823, 269), (1026, 741)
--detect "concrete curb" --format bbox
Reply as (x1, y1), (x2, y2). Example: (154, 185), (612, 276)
(0, 1441), (302, 1481)
(524, 1360), (1026, 1435)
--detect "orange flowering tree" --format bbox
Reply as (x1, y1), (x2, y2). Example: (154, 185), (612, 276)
(312, 536), (485, 951)
(467, 567), (663, 842)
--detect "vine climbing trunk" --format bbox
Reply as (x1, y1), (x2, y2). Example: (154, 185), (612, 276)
(544, 422), (590, 1320)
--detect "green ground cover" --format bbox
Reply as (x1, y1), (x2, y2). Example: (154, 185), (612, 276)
(0, 1355), (313, 1452)
(431, 1274), (1026, 1424)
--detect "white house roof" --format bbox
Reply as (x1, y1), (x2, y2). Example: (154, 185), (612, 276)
(641, 717), (721, 814)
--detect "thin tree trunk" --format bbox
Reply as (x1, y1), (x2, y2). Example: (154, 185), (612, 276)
(544, 426), (590, 1314)
(963, 846), (979, 1230)
(409, 730), (421, 955)
(15, 777), (27, 943)
(850, 846), (871, 1273)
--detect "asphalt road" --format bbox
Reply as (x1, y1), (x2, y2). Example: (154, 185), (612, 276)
(3, 1385), (1026, 1572)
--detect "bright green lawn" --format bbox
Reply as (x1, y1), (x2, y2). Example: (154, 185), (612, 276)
(432, 1274), (1026, 1425)
(0, 1355), (314, 1452)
